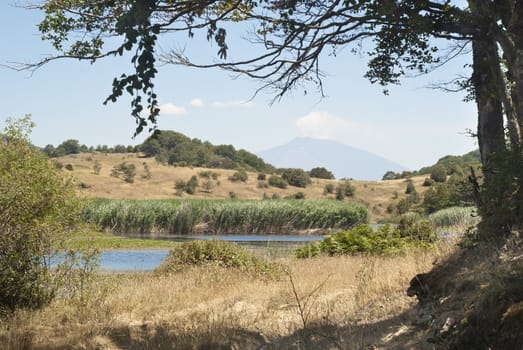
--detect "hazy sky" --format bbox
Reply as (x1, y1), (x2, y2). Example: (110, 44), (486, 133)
(0, 2), (477, 170)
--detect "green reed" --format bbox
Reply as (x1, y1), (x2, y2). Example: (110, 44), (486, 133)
(82, 198), (368, 235)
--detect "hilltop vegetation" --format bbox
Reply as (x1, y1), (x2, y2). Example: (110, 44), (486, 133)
(44, 130), (274, 173)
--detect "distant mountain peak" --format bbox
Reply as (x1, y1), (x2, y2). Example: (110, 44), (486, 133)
(257, 137), (405, 180)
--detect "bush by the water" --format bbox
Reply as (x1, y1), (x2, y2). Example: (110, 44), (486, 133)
(155, 239), (283, 278)
(83, 198), (367, 234)
(296, 220), (437, 258)
(0, 116), (94, 313)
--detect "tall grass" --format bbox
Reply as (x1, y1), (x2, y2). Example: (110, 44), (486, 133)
(428, 206), (480, 230)
(83, 198), (368, 235)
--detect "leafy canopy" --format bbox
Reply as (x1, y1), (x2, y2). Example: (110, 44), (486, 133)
(0, 116), (92, 313)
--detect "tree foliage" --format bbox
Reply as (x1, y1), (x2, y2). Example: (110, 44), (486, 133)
(0, 116), (89, 313)
(140, 130), (273, 172)
(309, 167), (335, 180)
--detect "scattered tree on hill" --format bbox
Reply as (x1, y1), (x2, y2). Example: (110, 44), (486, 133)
(229, 170), (248, 183)
(28, 1), (523, 237)
(140, 130), (273, 172)
(111, 162), (136, 183)
(405, 181), (416, 195)
(382, 171), (400, 181)
(309, 167), (335, 180)
(268, 175), (288, 189)
(280, 168), (311, 188)
(430, 166), (447, 183)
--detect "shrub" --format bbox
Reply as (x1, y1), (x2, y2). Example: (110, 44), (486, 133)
(335, 186), (345, 201)
(280, 168), (311, 188)
(65, 163), (74, 171)
(422, 184), (451, 213)
(382, 171), (400, 180)
(423, 177), (435, 186)
(92, 161), (102, 175)
(229, 170), (248, 182)
(174, 179), (187, 190)
(285, 191), (306, 199)
(257, 173), (266, 180)
(198, 170), (218, 179)
(142, 162), (151, 179)
(201, 179), (213, 193)
(174, 176), (199, 195)
(0, 116), (93, 313)
(430, 166), (447, 183)
(111, 162), (136, 183)
(296, 221), (437, 258)
(229, 191), (237, 199)
(268, 175), (288, 189)
(405, 180), (416, 194)
(257, 180), (269, 188)
(309, 167), (335, 179)
(185, 175), (199, 194)
(155, 239), (283, 278)
(323, 183), (334, 194)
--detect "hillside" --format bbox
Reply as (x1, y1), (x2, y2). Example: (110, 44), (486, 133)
(257, 137), (406, 180)
(57, 152), (429, 223)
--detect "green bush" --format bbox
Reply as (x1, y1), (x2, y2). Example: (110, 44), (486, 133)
(229, 170), (248, 182)
(422, 184), (451, 213)
(155, 240), (283, 278)
(174, 176), (199, 195)
(111, 162), (136, 183)
(430, 166), (447, 183)
(323, 183), (334, 194)
(257, 173), (266, 180)
(285, 191), (306, 199)
(296, 221), (437, 258)
(65, 163), (74, 171)
(268, 175), (288, 189)
(405, 180), (416, 194)
(309, 167), (335, 179)
(0, 116), (92, 313)
(280, 168), (311, 188)
(423, 177), (435, 186)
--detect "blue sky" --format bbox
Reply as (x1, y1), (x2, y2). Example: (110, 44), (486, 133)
(0, 2), (477, 170)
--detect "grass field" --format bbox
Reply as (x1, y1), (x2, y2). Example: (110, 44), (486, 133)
(0, 243), (453, 349)
(58, 152), (429, 223)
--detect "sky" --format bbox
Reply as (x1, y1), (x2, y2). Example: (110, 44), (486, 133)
(0, 2), (477, 170)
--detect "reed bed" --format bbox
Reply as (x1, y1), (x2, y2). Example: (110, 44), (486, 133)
(82, 198), (368, 235)
(428, 206), (480, 230)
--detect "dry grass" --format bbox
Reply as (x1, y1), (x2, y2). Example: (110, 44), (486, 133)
(58, 153), (429, 222)
(0, 243), (454, 349)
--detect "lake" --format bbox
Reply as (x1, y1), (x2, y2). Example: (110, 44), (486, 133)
(99, 234), (325, 271)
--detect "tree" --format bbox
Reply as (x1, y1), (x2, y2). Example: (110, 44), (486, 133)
(0, 116), (89, 312)
(25, 1), (523, 237)
(309, 167), (335, 180)
(280, 168), (311, 188)
(430, 166), (447, 183)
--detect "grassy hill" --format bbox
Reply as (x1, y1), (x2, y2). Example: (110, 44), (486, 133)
(57, 152), (430, 223)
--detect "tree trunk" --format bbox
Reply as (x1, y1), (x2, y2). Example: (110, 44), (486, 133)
(472, 38), (506, 168)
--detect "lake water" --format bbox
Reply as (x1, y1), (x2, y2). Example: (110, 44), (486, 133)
(99, 234), (325, 271)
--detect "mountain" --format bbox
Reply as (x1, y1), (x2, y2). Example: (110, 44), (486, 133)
(257, 137), (406, 180)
